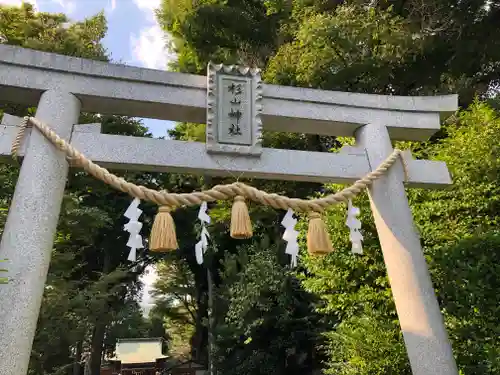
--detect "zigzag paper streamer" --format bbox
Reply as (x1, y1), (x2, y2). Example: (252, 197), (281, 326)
(195, 202), (211, 264)
(346, 199), (363, 254)
(123, 198), (144, 261)
(281, 208), (299, 267)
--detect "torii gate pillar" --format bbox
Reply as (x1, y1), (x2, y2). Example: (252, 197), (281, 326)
(357, 123), (458, 375)
(0, 90), (80, 375)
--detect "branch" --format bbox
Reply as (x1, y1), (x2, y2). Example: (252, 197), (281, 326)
(172, 291), (197, 325)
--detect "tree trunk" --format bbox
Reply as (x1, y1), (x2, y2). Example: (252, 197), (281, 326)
(83, 352), (91, 375)
(191, 270), (208, 364)
(90, 251), (112, 375)
(90, 321), (107, 375)
(73, 340), (83, 375)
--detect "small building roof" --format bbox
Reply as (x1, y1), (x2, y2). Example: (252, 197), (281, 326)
(111, 337), (167, 364)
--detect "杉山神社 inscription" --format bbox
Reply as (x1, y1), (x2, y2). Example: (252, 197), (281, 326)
(225, 81), (244, 139)
(206, 63), (263, 156)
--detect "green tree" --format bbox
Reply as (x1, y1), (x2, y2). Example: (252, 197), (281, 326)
(213, 243), (323, 375)
(410, 101), (500, 374)
(157, 0), (287, 72)
(0, 4), (167, 375)
(430, 234), (500, 374)
(150, 259), (198, 359)
(160, 0), (500, 103)
(325, 312), (410, 375)
(303, 101), (500, 373)
(0, 2), (107, 60)
(152, 1), (500, 373)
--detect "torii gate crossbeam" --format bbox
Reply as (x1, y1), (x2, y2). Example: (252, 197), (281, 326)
(0, 44), (459, 375)
(0, 45), (456, 140)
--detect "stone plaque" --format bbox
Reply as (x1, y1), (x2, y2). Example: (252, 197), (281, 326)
(206, 63), (263, 156)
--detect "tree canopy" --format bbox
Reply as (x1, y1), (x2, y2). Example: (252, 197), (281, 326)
(0, 4), (166, 375)
(153, 0), (500, 374)
(1, 1), (500, 374)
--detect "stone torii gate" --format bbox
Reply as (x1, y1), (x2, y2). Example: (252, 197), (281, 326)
(0, 44), (459, 375)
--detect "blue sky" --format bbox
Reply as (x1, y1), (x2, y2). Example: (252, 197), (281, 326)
(1, 0), (177, 138)
(0, 0), (178, 309)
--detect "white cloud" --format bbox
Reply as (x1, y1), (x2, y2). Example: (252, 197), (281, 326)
(130, 25), (176, 70)
(0, 0), (38, 9)
(130, 0), (176, 70)
(103, 0), (117, 14)
(51, 0), (76, 15)
(132, 0), (160, 16)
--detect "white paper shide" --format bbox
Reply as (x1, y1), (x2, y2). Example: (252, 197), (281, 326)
(195, 202), (211, 265)
(281, 208), (299, 267)
(123, 198), (144, 261)
(346, 200), (363, 254)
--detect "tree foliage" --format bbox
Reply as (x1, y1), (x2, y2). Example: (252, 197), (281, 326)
(0, 2), (107, 60)
(324, 312), (410, 375)
(150, 259), (198, 359)
(155, 1), (500, 374)
(213, 243), (323, 375)
(159, 0), (500, 104)
(3, 1), (500, 374)
(412, 102), (500, 373)
(0, 4), (166, 375)
(300, 100), (500, 374)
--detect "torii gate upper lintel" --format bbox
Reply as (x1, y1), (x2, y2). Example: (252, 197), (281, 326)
(0, 44), (459, 375)
(0, 44), (456, 140)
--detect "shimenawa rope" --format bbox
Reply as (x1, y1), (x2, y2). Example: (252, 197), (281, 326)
(11, 116), (408, 213)
(11, 116), (410, 254)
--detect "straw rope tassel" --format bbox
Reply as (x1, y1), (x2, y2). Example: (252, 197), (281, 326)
(150, 206), (178, 252)
(230, 196), (253, 239)
(307, 212), (333, 255)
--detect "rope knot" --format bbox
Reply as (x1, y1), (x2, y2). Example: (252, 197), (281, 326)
(308, 211), (321, 219)
(396, 149), (410, 182)
(19, 116), (32, 128)
(11, 116), (33, 161)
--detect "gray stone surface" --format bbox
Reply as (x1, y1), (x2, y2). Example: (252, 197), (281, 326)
(73, 123), (102, 133)
(356, 123), (459, 375)
(0, 119), (451, 187)
(0, 45), (457, 112)
(0, 90), (80, 375)
(0, 45), (458, 141)
(1, 113), (24, 127)
(206, 63), (263, 155)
